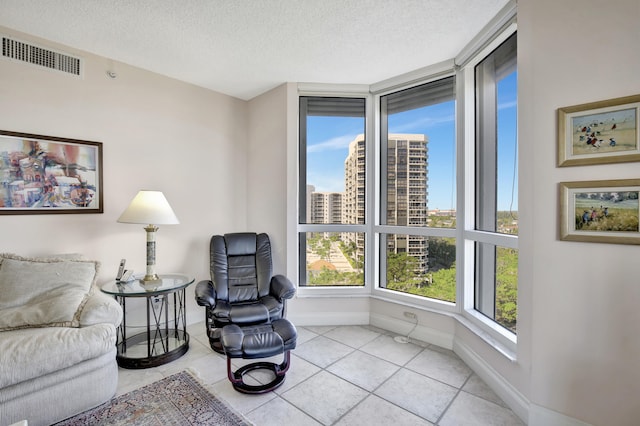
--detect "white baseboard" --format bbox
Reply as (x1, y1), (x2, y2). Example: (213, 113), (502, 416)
(287, 311), (369, 326)
(453, 338), (529, 424)
(528, 404), (592, 426)
(186, 311), (203, 327)
(369, 312), (454, 349)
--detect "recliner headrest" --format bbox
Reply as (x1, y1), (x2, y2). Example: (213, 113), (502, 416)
(225, 233), (257, 256)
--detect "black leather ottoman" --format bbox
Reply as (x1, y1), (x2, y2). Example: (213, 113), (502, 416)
(220, 319), (297, 394)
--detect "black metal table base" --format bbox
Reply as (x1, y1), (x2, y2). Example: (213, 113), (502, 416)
(117, 329), (189, 369)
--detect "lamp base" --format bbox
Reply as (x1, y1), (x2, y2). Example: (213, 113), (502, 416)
(143, 224), (161, 283)
(142, 274), (161, 282)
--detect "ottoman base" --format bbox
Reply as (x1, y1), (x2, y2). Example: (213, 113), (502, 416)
(227, 351), (291, 394)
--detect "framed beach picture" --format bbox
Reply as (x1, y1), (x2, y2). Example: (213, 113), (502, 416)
(557, 94), (640, 166)
(0, 130), (103, 214)
(559, 179), (640, 244)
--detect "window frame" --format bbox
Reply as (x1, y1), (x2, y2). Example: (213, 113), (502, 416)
(296, 88), (373, 298)
(460, 24), (518, 352)
(372, 74), (459, 312)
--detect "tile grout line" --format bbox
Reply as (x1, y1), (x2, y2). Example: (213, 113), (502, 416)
(294, 326), (440, 424)
(433, 372), (473, 425)
(291, 327), (419, 425)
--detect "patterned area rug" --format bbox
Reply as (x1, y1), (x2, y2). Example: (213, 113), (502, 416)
(53, 370), (251, 425)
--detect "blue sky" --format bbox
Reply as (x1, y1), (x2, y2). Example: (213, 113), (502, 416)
(306, 72), (518, 212)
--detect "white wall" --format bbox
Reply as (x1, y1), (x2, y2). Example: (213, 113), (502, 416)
(0, 26), (249, 325)
(247, 85), (289, 274)
(519, 0), (640, 424)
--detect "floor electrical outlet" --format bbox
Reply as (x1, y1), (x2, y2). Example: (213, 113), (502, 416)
(403, 311), (417, 320)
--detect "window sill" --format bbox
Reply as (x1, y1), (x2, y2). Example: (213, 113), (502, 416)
(371, 287), (457, 313)
(357, 289), (518, 361)
(296, 285), (370, 298)
(454, 312), (517, 362)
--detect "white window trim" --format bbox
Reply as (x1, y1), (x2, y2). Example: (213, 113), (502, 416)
(296, 85), (372, 298)
(371, 69), (458, 313)
(459, 22), (519, 353)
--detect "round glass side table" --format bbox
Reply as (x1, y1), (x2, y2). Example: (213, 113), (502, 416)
(101, 274), (195, 369)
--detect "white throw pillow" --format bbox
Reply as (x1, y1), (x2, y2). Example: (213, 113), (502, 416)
(0, 253), (99, 331)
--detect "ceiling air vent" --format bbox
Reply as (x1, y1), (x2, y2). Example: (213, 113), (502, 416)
(2, 36), (82, 77)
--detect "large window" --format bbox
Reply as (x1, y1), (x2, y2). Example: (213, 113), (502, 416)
(295, 26), (518, 345)
(298, 97), (366, 287)
(472, 32), (518, 334)
(378, 77), (457, 303)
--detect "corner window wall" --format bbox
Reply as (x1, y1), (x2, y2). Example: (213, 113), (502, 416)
(378, 78), (457, 303)
(295, 24), (518, 351)
(298, 97), (366, 287)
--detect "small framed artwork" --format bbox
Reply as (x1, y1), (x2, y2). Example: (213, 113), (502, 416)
(560, 179), (640, 244)
(557, 94), (640, 166)
(0, 130), (103, 214)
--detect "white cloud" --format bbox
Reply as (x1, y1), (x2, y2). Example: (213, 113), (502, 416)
(498, 100), (517, 110)
(308, 134), (358, 153)
(392, 114), (455, 133)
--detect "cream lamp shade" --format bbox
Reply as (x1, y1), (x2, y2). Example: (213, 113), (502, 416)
(117, 190), (179, 225)
(118, 190), (179, 281)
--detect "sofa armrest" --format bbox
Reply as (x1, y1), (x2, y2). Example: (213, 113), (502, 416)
(270, 274), (296, 301)
(195, 280), (217, 307)
(79, 291), (123, 328)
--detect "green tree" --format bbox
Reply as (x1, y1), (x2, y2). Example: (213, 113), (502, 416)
(386, 252), (418, 284)
(422, 265), (456, 302)
(496, 247), (518, 332)
(315, 238), (331, 260)
(308, 267), (364, 286)
(311, 267), (341, 285)
(427, 238), (455, 270)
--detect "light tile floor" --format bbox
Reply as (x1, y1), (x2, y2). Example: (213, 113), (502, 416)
(117, 322), (525, 426)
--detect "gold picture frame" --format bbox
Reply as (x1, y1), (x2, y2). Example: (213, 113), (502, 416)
(559, 179), (640, 244)
(557, 94), (640, 166)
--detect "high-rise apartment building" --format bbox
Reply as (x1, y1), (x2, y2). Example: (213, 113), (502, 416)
(306, 133), (428, 275)
(384, 134), (429, 273)
(309, 191), (342, 224)
(343, 133), (429, 273)
(343, 134), (366, 226)
(340, 134), (366, 256)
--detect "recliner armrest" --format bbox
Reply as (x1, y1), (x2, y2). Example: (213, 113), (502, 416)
(195, 280), (217, 307)
(270, 274), (296, 301)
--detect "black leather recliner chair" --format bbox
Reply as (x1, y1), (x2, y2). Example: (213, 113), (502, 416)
(195, 232), (296, 353)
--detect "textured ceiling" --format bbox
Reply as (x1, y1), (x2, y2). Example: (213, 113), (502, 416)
(0, 0), (509, 100)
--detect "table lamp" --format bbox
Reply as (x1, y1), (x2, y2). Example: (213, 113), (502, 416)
(117, 190), (179, 282)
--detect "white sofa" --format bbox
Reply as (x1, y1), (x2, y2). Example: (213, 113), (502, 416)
(0, 254), (122, 426)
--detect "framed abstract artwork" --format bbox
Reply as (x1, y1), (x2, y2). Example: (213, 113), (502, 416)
(0, 130), (103, 214)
